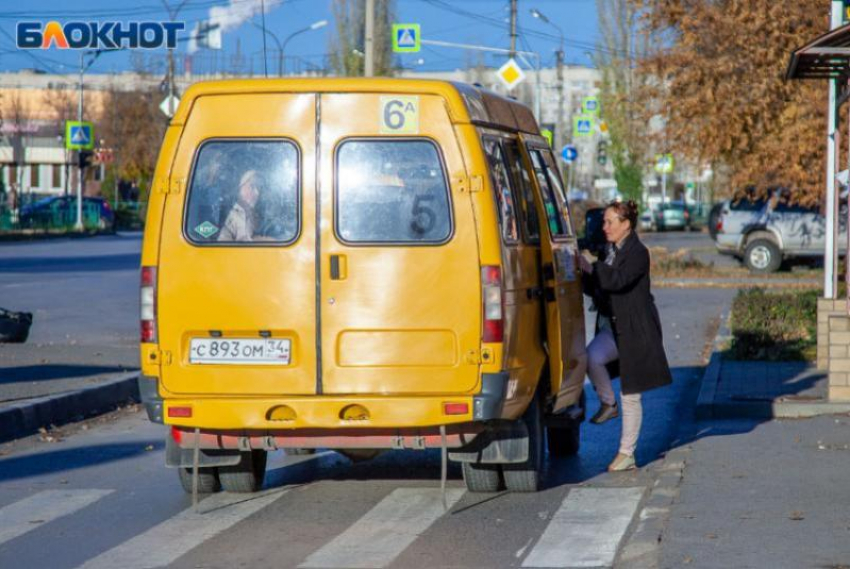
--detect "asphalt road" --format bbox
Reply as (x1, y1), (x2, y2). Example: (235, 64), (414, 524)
(0, 230), (735, 569)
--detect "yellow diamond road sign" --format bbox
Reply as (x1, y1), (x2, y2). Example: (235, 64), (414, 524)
(497, 58), (525, 91)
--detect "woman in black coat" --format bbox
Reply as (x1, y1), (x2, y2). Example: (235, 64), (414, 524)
(578, 200), (672, 472)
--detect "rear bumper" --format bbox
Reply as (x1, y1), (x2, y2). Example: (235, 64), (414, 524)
(144, 371), (509, 431)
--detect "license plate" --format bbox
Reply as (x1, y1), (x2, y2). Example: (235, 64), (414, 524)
(189, 338), (291, 365)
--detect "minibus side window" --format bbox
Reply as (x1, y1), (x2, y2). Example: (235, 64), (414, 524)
(184, 140), (300, 245)
(336, 139), (452, 244)
(529, 148), (571, 239)
(504, 141), (541, 244)
(482, 137), (519, 244)
(540, 150), (575, 236)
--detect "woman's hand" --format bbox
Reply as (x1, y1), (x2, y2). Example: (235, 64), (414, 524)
(578, 251), (595, 274)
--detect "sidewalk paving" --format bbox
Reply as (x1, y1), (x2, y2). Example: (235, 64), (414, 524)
(0, 343), (139, 442)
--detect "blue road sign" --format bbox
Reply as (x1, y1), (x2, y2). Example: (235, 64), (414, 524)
(561, 144), (578, 163)
(65, 121), (94, 150)
(392, 23), (420, 53)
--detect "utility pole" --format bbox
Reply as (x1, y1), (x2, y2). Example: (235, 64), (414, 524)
(162, 0), (189, 116)
(826, 0), (843, 298)
(364, 0), (375, 77)
(556, 49), (564, 152)
(75, 52), (84, 231)
(509, 0), (518, 59)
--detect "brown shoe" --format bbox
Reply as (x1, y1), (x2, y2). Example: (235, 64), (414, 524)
(607, 453), (636, 472)
(590, 402), (619, 424)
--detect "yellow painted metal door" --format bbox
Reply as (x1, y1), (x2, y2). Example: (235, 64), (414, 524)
(519, 138), (587, 405)
(317, 93), (481, 395)
(158, 93), (318, 396)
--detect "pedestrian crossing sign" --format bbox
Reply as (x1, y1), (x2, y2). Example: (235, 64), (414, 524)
(573, 114), (595, 137)
(65, 121), (94, 150)
(392, 23), (420, 53)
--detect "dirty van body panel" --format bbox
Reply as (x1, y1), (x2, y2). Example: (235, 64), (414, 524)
(519, 137), (587, 405)
(318, 93), (481, 395)
(477, 130), (547, 418)
(158, 93), (318, 396)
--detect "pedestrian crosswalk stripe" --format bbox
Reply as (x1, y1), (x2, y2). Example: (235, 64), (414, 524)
(521, 486), (645, 568)
(0, 489), (113, 547)
(76, 487), (289, 569)
(299, 487), (465, 569)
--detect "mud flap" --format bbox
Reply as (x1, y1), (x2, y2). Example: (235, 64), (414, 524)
(165, 435), (243, 468)
(448, 420), (529, 464)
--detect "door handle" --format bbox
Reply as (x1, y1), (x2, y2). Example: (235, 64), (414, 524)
(330, 255), (341, 280)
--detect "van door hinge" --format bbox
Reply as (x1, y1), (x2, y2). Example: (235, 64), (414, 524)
(456, 175), (483, 193)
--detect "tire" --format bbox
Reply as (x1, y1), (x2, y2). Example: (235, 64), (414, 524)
(177, 466), (220, 494)
(461, 461), (503, 493)
(218, 450), (267, 493)
(503, 394), (544, 493)
(744, 239), (781, 273)
(547, 421), (581, 457)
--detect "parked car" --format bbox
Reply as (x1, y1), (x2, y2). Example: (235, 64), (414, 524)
(654, 201), (689, 231)
(715, 190), (846, 273)
(19, 196), (115, 231)
(639, 210), (654, 232)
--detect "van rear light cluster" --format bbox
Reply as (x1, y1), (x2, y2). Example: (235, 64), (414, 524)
(482, 265), (503, 343)
(140, 266), (157, 343)
(716, 217), (724, 233)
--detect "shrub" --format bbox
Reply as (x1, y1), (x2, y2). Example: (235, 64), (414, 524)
(729, 288), (818, 361)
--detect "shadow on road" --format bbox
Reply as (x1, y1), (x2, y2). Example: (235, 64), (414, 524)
(0, 441), (163, 482)
(0, 364), (132, 383)
(0, 253), (140, 273)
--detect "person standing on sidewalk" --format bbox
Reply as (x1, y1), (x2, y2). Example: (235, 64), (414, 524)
(578, 200), (673, 472)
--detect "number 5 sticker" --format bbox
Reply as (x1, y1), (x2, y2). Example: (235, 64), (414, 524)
(380, 96), (419, 134)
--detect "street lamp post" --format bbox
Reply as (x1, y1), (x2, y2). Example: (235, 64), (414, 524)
(256, 20), (327, 77)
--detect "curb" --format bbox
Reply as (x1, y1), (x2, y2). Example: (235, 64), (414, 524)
(695, 317), (850, 420)
(694, 314), (730, 420)
(0, 372), (140, 443)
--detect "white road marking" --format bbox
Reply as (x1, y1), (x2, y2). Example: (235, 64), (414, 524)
(0, 489), (113, 546)
(522, 486), (645, 568)
(77, 487), (289, 569)
(299, 487), (465, 569)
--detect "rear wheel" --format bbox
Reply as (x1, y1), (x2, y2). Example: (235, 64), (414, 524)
(503, 394), (544, 492)
(219, 450), (267, 493)
(744, 239), (781, 273)
(461, 461), (502, 493)
(177, 466), (220, 494)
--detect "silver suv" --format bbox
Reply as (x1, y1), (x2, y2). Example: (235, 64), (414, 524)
(715, 192), (845, 273)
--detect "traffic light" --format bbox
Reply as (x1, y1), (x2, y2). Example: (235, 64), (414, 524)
(78, 150), (93, 169)
(596, 140), (608, 166)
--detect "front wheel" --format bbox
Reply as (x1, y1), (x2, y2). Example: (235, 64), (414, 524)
(219, 450), (267, 493)
(744, 239), (781, 273)
(503, 394), (544, 492)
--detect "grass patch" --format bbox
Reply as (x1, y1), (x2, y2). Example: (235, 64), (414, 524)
(728, 288), (818, 362)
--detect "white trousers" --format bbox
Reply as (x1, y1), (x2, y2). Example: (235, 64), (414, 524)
(586, 328), (643, 457)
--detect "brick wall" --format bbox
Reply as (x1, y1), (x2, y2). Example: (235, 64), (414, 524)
(827, 302), (850, 400)
(818, 298), (847, 371)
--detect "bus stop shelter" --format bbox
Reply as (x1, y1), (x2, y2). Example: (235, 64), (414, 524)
(788, 20), (850, 398)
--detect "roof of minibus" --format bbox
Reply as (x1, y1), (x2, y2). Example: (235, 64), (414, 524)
(172, 77), (539, 134)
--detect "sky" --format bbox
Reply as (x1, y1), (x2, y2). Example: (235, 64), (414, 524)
(0, 0), (600, 76)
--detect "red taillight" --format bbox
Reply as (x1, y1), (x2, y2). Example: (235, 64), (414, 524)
(443, 402), (469, 415)
(482, 265), (503, 343)
(716, 218), (724, 233)
(141, 266), (157, 343)
(171, 426), (183, 444)
(168, 406), (192, 418)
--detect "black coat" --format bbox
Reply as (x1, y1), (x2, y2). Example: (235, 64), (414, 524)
(584, 231), (672, 395)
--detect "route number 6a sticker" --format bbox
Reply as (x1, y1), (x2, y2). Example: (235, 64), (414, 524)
(380, 96), (419, 134)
